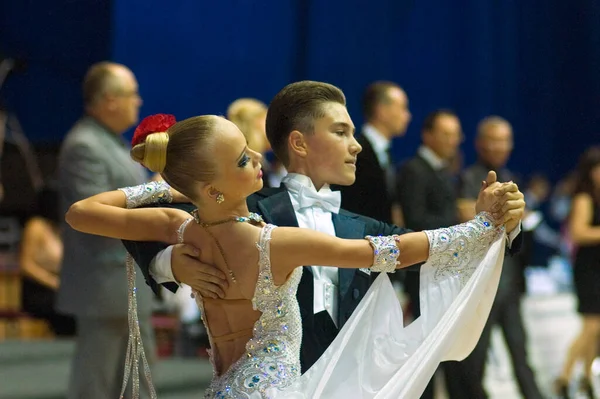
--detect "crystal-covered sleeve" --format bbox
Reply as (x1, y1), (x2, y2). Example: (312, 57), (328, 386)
(424, 212), (502, 284)
(118, 181), (173, 209)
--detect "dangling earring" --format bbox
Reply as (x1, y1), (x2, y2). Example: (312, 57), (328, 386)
(216, 193), (225, 204)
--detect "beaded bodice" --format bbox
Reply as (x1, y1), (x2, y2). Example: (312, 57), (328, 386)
(200, 224), (303, 398)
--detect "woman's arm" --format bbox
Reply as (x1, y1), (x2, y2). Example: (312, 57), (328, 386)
(569, 193), (600, 245)
(66, 188), (190, 244)
(270, 227), (428, 275)
(270, 212), (500, 280)
(20, 219), (60, 290)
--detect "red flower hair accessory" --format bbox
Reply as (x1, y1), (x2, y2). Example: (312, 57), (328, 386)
(131, 114), (176, 147)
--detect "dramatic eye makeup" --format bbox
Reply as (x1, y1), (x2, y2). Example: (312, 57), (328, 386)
(238, 154), (250, 167)
(236, 146), (250, 167)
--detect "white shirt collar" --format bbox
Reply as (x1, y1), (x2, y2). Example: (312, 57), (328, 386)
(282, 173), (320, 191)
(362, 124), (391, 167)
(418, 145), (446, 171)
(281, 173), (340, 213)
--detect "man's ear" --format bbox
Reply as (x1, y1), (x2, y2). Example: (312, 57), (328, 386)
(288, 130), (308, 158)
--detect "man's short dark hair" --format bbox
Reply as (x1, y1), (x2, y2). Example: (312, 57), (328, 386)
(266, 81), (346, 166)
(362, 81), (402, 121)
(422, 109), (458, 132)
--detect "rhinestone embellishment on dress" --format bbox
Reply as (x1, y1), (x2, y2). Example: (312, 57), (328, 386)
(201, 225), (303, 398)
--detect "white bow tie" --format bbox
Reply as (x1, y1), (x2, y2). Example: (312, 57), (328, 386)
(295, 185), (341, 213)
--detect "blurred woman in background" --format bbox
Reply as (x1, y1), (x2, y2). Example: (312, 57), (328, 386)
(227, 98), (269, 155)
(556, 146), (600, 398)
(227, 98), (287, 187)
(20, 184), (75, 336)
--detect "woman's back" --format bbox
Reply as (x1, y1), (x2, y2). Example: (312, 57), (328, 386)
(186, 223), (303, 397)
(22, 216), (63, 275)
(185, 221), (261, 374)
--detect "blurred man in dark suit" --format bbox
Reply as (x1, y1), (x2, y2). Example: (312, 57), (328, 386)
(337, 81), (411, 224)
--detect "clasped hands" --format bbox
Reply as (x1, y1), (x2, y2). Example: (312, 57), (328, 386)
(475, 171), (526, 233)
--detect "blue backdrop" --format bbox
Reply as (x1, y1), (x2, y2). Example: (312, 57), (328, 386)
(1, 0), (599, 181)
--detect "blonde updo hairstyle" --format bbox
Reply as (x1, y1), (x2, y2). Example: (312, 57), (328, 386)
(130, 116), (220, 202)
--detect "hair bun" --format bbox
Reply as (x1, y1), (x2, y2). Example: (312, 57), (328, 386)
(130, 132), (169, 173)
(132, 114), (176, 147)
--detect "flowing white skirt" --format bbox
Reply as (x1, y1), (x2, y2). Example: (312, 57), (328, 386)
(259, 233), (506, 398)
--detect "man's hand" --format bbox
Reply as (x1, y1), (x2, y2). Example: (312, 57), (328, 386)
(490, 181), (526, 233)
(475, 171), (503, 215)
(171, 244), (228, 298)
(475, 171), (526, 233)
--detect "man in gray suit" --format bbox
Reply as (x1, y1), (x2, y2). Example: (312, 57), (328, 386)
(57, 61), (155, 399)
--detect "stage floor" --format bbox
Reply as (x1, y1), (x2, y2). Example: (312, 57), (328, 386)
(0, 292), (590, 398)
(0, 340), (212, 399)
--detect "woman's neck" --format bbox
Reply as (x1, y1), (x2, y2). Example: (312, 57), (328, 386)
(192, 200), (252, 224)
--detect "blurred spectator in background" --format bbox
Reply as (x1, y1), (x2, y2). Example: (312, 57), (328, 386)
(56, 61), (154, 399)
(338, 81), (411, 225)
(452, 116), (542, 399)
(396, 109), (462, 399)
(551, 172), (578, 224)
(227, 97), (287, 187)
(19, 184), (75, 336)
(525, 174), (551, 211)
(227, 98), (269, 155)
(521, 174), (562, 270)
(556, 146), (600, 399)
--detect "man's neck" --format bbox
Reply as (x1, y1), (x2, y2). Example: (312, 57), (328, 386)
(477, 158), (503, 172)
(365, 121), (391, 140)
(418, 145), (446, 170)
(283, 170), (328, 191)
(85, 110), (123, 135)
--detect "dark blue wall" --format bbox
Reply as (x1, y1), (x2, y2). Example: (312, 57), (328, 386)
(0, 0), (111, 142)
(111, 1), (298, 119)
(1, 0), (598, 181)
